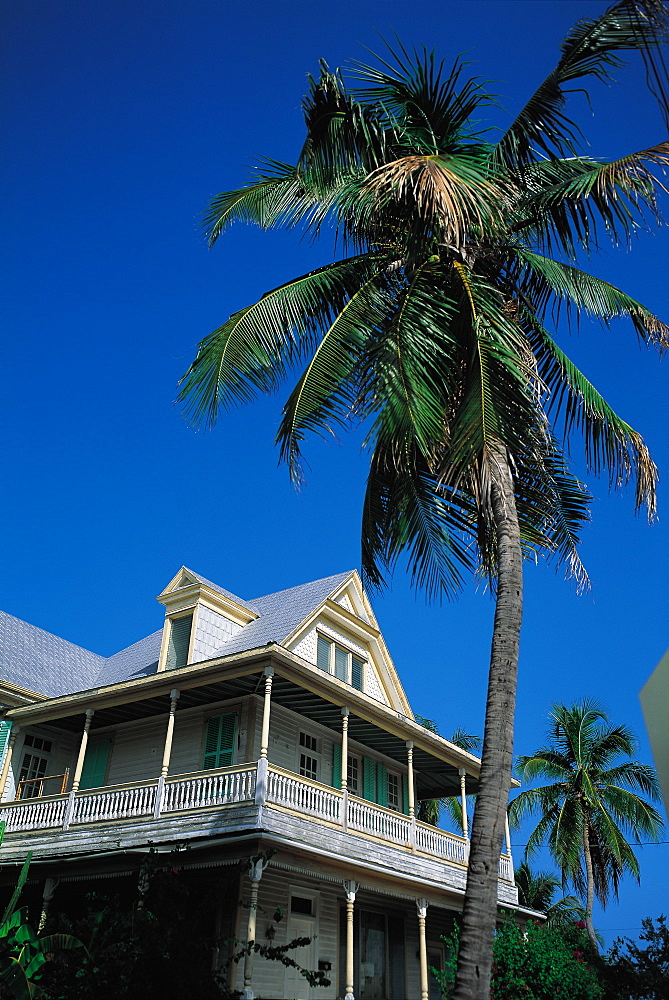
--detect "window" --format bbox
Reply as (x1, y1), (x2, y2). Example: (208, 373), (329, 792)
(19, 744), (50, 799)
(299, 732), (319, 780)
(166, 613), (193, 671)
(202, 713), (236, 769)
(316, 635), (365, 691)
(347, 754), (359, 794)
(387, 772), (400, 811)
(291, 896), (314, 916)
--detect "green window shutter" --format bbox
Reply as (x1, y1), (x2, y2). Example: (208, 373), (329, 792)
(203, 713), (236, 770)
(79, 739), (111, 791)
(334, 646), (347, 681)
(317, 636), (331, 672)
(402, 774), (409, 815)
(363, 758), (377, 802)
(376, 762), (388, 807)
(351, 657), (364, 691)
(332, 743), (342, 789)
(166, 614), (193, 671)
(0, 722), (12, 769)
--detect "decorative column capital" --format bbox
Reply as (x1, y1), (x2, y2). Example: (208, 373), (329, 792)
(405, 740), (414, 749)
(343, 879), (358, 902)
(416, 898), (428, 919)
(341, 706), (350, 718)
(84, 708), (94, 722)
(263, 665), (274, 678)
(458, 766), (467, 777)
(169, 688), (181, 702)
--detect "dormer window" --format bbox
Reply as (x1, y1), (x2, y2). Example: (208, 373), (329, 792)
(317, 634), (364, 691)
(166, 613), (193, 671)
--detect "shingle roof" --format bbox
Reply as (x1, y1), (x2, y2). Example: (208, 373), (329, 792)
(0, 610), (104, 699)
(0, 570), (355, 698)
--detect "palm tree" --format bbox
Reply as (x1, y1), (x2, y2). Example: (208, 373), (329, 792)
(179, 3), (669, 996)
(509, 701), (664, 951)
(514, 861), (586, 927)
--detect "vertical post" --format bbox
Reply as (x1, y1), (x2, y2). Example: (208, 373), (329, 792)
(406, 741), (416, 849)
(343, 879), (357, 1000)
(38, 877), (59, 932)
(242, 857), (266, 1000)
(341, 707), (349, 833)
(0, 727), (19, 802)
(416, 898), (429, 1000)
(458, 767), (469, 841)
(504, 812), (512, 857)
(154, 689), (180, 818)
(63, 709), (94, 829)
(259, 666), (274, 759)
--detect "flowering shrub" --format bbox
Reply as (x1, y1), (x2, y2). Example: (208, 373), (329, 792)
(434, 918), (603, 1000)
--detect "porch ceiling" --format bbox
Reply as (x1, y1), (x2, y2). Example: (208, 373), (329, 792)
(21, 663), (478, 798)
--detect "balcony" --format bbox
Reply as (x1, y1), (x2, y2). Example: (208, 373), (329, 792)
(0, 762), (515, 892)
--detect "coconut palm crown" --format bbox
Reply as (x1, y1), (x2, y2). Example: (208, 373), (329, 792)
(510, 701), (664, 950)
(180, 3), (669, 997)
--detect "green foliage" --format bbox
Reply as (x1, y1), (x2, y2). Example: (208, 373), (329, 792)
(510, 701), (663, 947)
(435, 918), (604, 1000)
(514, 862), (586, 927)
(604, 915), (669, 1000)
(0, 906), (85, 1000)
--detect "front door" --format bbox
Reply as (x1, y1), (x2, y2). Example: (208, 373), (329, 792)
(284, 915), (315, 1000)
(359, 910), (385, 999)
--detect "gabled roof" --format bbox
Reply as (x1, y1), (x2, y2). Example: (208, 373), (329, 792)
(0, 570), (357, 699)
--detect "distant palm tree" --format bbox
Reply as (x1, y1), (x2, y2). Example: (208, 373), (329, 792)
(180, 3), (669, 994)
(509, 701), (664, 951)
(514, 861), (585, 926)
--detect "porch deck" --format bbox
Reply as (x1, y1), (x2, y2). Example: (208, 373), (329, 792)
(0, 762), (514, 888)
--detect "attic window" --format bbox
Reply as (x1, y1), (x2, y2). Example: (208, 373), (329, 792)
(166, 613), (193, 671)
(316, 635), (365, 691)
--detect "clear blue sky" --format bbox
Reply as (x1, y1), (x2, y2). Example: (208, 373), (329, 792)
(3, 0), (668, 945)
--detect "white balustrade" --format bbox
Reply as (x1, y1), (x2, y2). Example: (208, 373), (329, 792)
(267, 767), (341, 823)
(347, 796), (412, 845)
(415, 821), (469, 864)
(163, 766), (256, 813)
(498, 854), (514, 882)
(0, 795), (68, 832)
(71, 782), (158, 825)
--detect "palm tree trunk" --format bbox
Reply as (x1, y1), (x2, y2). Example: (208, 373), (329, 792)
(582, 817), (599, 952)
(453, 447), (523, 1000)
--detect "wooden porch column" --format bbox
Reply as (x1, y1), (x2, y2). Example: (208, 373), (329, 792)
(458, 767), (469, 842)
(255, 667), (274, 815)
(259, 666), (274, 759)
(406, 741), (415, 817)
(343, 879), (358, 999)
(406, 741), (416, 849)
(504, 812), (512, 857)
(341, 707), (349, 833)
(72, 710), (94, 793)
(63, 709), (94, 829)
(154, 689), (180, 818)
(0, 726), (19, 802)
(416, 898), (429, 1000)
(242, 857), (266, 999)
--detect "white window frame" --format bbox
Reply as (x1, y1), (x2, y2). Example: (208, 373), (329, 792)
(316, 633), (365, 690)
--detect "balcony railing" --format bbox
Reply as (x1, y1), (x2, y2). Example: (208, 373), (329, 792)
(0, 762), (513, 881)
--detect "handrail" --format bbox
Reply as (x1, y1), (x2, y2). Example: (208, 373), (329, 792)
(16, 771), (69, 800)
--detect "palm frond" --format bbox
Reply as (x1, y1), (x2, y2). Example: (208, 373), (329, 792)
(496, 0), (669, 168)
(179, 255), (381, 427)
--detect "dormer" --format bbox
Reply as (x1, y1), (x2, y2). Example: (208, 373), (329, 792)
(284, 572), (413, 716)
(155, 567), (258, 672)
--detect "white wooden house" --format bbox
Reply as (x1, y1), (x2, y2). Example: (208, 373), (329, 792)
(0, 567), (519, 999)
